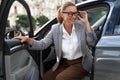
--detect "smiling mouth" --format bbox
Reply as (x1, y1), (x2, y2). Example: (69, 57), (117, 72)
(71, 19), (76, 22)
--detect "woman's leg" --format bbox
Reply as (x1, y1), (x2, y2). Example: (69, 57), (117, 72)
(43, 61), (68, 80)
(42, 70), (54, 80)
(55, 59), (89, 80)
(43, 58), (89, 80)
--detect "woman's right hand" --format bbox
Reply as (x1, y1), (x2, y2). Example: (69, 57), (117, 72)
(15, 36), (33, 46)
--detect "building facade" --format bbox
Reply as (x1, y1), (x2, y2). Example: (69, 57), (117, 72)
(27, 0), (77, 19)
(8, 0), (84, 26)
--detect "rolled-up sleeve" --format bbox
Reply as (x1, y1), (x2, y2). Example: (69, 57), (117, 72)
(29, 26), (54, 50)
(86, 30), (97, 47)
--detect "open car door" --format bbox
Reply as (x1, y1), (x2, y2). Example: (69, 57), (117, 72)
(0, 0), (39, 80)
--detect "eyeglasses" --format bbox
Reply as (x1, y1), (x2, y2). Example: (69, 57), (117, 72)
(62, 11), (78, 17)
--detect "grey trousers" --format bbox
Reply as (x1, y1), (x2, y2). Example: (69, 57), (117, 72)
(43, 58), (89, 80)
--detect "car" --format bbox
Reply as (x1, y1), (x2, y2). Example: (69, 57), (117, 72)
(0, 0), (120, 80)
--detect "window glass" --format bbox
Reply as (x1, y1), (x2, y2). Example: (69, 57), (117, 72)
(114, 19), (120, 35)
(114, 25), (120, 35)
(86, 7), (108, 29)
(6, 1), (30, 39)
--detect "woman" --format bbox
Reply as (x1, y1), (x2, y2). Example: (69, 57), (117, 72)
(16, 1), (97, 80)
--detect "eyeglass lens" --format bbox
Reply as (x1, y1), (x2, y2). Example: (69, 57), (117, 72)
(63, 12), (79, 17)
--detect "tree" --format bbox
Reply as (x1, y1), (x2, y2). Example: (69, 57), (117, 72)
(37, 15), (49, 26)
(16, 15), (36, 28)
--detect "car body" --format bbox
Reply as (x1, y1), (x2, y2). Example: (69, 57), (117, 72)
(0, 0), (120, 80)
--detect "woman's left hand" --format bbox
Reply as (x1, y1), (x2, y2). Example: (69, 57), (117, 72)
(78, 11), (89, 24)
(78, 11), (92, 32)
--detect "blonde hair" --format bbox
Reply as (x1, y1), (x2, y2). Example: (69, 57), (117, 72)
(57, 2), (76, 24)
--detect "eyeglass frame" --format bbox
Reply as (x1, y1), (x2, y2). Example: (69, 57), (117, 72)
(62, 11), (80, 17)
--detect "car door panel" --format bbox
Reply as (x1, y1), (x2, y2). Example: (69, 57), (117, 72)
(5, 50), (39, 80)
(94, 36), (120, 80)
(5, 40), (39, 80)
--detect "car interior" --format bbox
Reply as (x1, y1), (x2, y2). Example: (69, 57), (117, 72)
(3, 1), (110, 80)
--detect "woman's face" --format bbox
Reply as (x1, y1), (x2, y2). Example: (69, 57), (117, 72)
(62, 6), (78, 25)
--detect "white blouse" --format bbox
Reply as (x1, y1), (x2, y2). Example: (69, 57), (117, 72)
(62, 25), (83, 60)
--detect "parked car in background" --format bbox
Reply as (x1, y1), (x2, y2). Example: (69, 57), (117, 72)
(0, 0), (120, 80)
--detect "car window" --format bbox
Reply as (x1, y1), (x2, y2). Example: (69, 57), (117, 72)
(6, 1), (30, 39)
(114, 19), (120, 35)
(86, 7), (108, 29)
